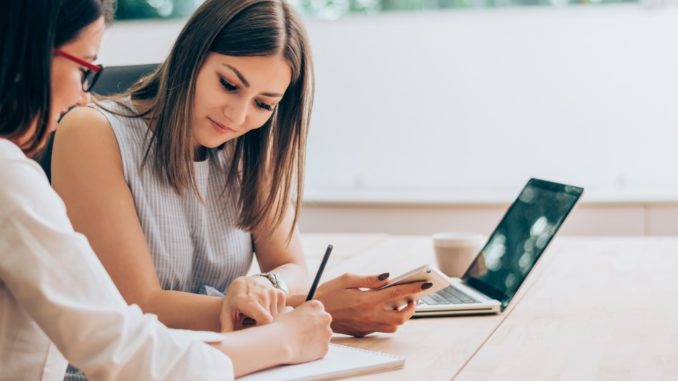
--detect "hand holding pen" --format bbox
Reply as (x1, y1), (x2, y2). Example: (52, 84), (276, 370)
(272, 244), (334, 363)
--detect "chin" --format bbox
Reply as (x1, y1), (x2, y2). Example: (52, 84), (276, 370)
(199, 135), (227, 148)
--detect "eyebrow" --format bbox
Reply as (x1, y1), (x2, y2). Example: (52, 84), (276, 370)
(222, 63), (284, 98)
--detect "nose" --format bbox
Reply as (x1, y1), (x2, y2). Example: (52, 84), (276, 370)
(223, 98), (248, 127)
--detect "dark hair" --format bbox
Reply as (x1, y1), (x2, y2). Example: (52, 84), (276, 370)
(0, 0), (59, 155)
(56, 0), (115, 47)
(0, 0), (113, 156)
(112, 0), (314, 237)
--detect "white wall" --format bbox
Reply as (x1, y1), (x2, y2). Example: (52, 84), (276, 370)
(100, 5), (678, 203)
(98, 5), (678, 235)
(305, 5), (678, 201)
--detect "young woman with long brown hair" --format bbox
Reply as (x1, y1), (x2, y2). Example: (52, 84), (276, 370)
(52, 0), (428, 348)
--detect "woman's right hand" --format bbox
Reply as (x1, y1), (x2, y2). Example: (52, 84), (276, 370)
(314, 273), (427, 337)
(275, 300), (333, 364)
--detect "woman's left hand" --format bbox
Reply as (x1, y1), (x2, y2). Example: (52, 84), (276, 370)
(219, 276), (287, 332)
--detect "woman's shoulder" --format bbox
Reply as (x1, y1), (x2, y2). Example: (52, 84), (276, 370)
(0, 141), (45, 181)
(57, 98), (146, 153)
(57, 105), (114, 144)
(0, 139), (25, 163)
(53, 106), (124, 177)
(0, 140), (62, 221)
(0, 139), (43, 180)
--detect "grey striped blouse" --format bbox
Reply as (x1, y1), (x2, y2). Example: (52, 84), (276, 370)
(94, 99), (253, 294)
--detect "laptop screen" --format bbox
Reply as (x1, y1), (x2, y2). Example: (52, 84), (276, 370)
(462, 178), (583, 310)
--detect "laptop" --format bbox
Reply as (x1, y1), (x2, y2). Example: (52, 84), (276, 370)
(414, 178), (583, 317)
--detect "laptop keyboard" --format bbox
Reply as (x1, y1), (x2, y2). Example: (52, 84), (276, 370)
(419, 285), (479, 305)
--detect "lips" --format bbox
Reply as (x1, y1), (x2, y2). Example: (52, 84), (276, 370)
(207, 116), (236, 134)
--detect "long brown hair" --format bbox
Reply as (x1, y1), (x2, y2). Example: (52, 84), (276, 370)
(110, 0), (313, 237)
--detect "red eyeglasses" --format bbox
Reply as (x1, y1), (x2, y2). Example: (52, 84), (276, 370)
(53, 48), (104, 92)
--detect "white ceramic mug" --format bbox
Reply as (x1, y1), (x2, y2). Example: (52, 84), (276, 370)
(432, 232), (485, 278)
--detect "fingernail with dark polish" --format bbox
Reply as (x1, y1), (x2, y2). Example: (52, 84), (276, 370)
(378, 272), (390, 281)
(421, 282), (433, 290)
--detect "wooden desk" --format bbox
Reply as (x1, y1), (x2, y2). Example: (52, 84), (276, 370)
(302, 234), (678, 380)
(456, 237), (678, 380)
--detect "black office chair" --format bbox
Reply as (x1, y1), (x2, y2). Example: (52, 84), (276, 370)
(38, 64), (158, 180)
(89, 63), (158, 96)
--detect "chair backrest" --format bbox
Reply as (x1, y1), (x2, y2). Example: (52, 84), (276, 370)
(38, 64), (159, 180)
(91, 64), (158, 96)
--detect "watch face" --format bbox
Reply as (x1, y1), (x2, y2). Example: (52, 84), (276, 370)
(271, 273), (289, 294)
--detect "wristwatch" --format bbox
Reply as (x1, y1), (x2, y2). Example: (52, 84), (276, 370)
(252, 272), (289, 294)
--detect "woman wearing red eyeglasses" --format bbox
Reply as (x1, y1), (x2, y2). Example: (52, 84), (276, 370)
(0, 0), (332, 380)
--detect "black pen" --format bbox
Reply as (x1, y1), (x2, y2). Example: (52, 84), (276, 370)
(306, 244), (333, 301)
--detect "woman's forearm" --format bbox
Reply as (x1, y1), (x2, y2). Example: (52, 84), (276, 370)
(211, 323), (292, 377)
(266, 262), (309, 295)
(286, 294), (306, 307)
(141, 289), (223, 331)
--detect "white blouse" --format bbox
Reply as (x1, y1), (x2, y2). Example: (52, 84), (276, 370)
(0, 139), (234, 381)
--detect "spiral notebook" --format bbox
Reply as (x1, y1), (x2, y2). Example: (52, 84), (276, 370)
(236, 343), (405, 381)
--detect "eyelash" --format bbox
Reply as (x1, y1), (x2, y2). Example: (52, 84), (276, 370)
(219, 77), (274, 112)
(219, 77), (237, 91)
